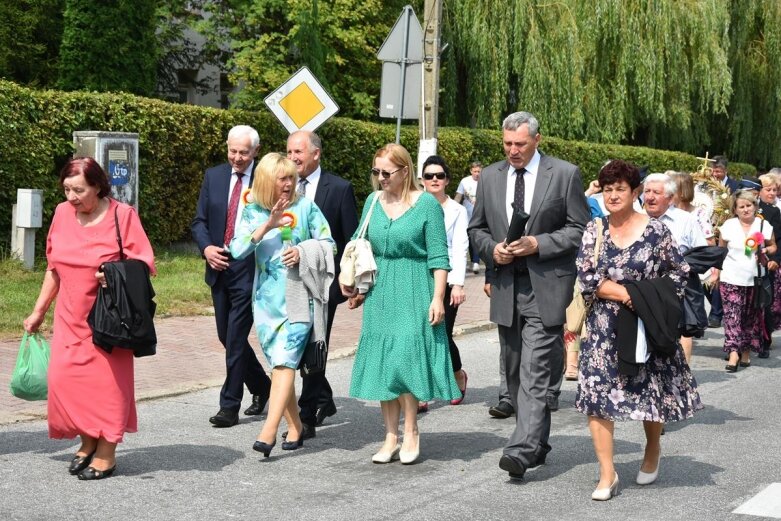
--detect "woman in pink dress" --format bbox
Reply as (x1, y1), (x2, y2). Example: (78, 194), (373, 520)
(24, 157), (155, 480)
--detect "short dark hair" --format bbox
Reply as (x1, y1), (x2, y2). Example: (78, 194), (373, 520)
(598, 159), (641, 190)
(421, 154), (451, 179)
(712, 155), (728, 169)
(59, 157), (111, 198)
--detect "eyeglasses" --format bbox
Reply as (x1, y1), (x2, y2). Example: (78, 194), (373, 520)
(371, 166), (404, 179)
(422, 171), (447, 180)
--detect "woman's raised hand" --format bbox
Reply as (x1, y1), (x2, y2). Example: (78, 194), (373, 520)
(266, 196), (291, 229)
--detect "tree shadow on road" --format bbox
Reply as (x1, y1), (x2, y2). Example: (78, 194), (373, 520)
(115, 444), (245, 476)
(0, 429), (74, 456)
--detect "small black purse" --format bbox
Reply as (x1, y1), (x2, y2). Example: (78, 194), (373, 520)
(752, 221), (773, 311)
(299, 340), (327, 377)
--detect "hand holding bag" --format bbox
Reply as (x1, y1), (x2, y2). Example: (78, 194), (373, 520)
(565, 218), (604, 334)
(9, 332), (50, 401)
(339, 192), (380, 292)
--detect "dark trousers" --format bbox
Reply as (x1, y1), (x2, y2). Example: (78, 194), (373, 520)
(211, 260), (270, 411)
(706, 283), (723, 321)
(500, 273), (563, 470)
(469, 239), (480, 264)
(298, 299), (337, 426)
(444, 285), (462, 372)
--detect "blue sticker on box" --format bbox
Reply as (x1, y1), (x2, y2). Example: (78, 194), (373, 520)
(109, 160), (130, 186)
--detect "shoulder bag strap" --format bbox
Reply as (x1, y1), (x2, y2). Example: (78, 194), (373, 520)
(113, 203), (125, 260)
(357, 192), (380, 240)
(592, 217), (604, 267)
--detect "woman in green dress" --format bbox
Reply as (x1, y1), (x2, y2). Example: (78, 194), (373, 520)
(341, 143), (460, 465)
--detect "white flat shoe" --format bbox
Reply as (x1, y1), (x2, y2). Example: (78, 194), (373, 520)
(372, 443), (401, 464)
(636, 452), (661, 485)
(399, 433), (420, 464)
(591, 472), (619, 501)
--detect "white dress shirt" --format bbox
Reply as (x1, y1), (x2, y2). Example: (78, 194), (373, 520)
(657, 206), (707, 254)
(442, 197), (469, 286)
(299, 166), (322, 201)
(505, 150), (540, 225)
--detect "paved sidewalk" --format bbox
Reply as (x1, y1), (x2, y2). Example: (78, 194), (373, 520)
(0, 270), (493, 424)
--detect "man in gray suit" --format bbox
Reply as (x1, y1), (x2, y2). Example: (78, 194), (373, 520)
(468, 111), (589, 480)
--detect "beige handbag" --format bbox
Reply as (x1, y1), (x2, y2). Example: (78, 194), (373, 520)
(339, 192), (380, 292)
(565, 218), (604, 334)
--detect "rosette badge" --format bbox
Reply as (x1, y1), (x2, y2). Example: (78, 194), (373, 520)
(744, 231), (765, 256)
(279, 211), (297, 229)
(241, 188), (253, 205)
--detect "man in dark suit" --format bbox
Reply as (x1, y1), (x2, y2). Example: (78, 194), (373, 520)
(287, 130), (359, 439)
(191, 125), (271, 427)
(468, 112), (589, 480)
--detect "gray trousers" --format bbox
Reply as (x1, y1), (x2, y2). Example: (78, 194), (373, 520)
(499, 273), (564, 468)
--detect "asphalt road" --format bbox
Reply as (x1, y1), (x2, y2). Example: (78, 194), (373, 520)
(1, 328), (779, 521)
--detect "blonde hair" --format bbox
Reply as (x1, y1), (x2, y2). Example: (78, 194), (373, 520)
(759, 173), (780, 188)
(669, 171), (695, 204)
(372, 143), (420, 204)
(251, 152), (299, 210)
(730, 189), (757, 214)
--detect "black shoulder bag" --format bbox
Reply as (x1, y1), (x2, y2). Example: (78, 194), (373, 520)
(87, 206), (157, 357)
(752, 220), (773, 310)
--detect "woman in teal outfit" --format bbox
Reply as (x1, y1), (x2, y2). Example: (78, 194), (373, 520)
(341, 143), (460, 465)
(231, 152), (333, 457)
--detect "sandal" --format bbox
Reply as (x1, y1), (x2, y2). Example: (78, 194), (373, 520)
(564, 365), (578, 381)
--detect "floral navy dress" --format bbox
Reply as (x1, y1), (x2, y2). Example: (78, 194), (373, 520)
(575, 217), (703, 422)
(230, 197), (333, 369)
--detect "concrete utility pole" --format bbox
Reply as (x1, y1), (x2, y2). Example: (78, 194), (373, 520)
(419, 0), (443, 164)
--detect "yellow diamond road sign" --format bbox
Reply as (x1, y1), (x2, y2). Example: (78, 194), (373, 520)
(265, 67), (339, 133)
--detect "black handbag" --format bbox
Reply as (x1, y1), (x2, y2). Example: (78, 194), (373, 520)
(299, 340), (327, 377)
(751, 221), (773, 310)
(87, 207), (157, 357)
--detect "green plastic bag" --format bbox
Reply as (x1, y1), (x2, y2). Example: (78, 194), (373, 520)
(9, 332), (50, 401)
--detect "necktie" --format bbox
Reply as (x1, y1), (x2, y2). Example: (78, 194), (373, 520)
(513, 167), (527, 212)
(223, 172), (244, 246)
(297, 178), (308, 198)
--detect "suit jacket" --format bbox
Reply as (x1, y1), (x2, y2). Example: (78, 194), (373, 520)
(313, 171), (359, 305)
(724, 177), (739, 193)
(191, 162), (254, 287)
(468, 155), (590, 327)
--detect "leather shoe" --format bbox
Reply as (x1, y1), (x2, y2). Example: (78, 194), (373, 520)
(77, 465), (116, 480)
(209, 408), (239, 427)
(282, 423), (316, 440)
(499, 454), (525, 480)
(68, 451), (95, 475)
(758, 351), (770, 359)
(489, 401), (514, 419)
(708, 318), (721, 328)
(315, 402), (337, 426)
(243, 394), (268, 416)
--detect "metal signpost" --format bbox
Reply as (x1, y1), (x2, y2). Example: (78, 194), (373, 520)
(377, 5), (424, 144)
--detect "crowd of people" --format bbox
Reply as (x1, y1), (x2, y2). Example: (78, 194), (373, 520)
(21, 112), (779, 500)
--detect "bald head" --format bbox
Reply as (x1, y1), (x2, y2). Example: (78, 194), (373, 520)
(287, 131), (322, 179)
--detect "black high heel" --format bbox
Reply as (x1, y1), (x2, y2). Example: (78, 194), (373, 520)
(252, 440), (276, 458)
(68, 451), (95, 475)
(281, 438), (304, 451)
(77, 465), (116, 480)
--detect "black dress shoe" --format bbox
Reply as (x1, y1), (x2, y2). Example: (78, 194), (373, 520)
(489, 402), (514, 419)
(209, 408), (239, 427)
(708, 318), (722, 328)
(68, 451), (95, 475)
(77, 465), (116, 480)
(282, 438), (304, 451)
(315, 402), (337, 426)
(758, 351), (770, 359)
(244, 394), (268, 416)
(499, 455), (525, 480)
(252, 440), (275, 458)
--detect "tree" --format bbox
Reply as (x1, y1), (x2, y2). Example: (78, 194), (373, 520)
(58, 0), (158, 96)
(0, 0), (64, 87)
(197, 0), (413, 119)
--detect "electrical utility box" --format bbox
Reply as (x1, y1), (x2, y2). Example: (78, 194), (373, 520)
(73, 131), (139, 209)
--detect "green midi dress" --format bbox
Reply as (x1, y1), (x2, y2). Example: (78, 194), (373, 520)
(349, 191), (461, 401)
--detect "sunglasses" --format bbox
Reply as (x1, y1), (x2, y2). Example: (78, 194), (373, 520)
(371, 166), (404, 179)
(422, 171), (447, 180)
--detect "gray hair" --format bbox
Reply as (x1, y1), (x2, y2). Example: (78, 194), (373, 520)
(768, 167), (781, 176)
(502, 111), (540, 135)
(643, 173), (677, 198)
(470, 161), (482, 169)
(227, 125), (260, 148)
(288, 130), (322, 153)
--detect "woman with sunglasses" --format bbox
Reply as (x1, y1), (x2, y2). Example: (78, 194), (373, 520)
(418, 155), (470, 412)
(342, 144), (460, 465)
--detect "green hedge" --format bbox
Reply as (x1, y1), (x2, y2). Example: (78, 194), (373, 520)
(0, 80), (756, 252)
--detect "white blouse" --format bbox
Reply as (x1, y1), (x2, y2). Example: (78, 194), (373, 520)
(442, 197), (469, 286)
(720, 217), (773, 287)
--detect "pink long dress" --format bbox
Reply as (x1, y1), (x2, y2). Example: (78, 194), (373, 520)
(46, 199), (155, 443)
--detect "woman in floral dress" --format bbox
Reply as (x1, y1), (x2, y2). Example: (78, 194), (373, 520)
(230, 152), (333, 457)
(576, 160), (702, 500)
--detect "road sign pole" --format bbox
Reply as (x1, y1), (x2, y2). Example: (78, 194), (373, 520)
(395, 6), (412, 144)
